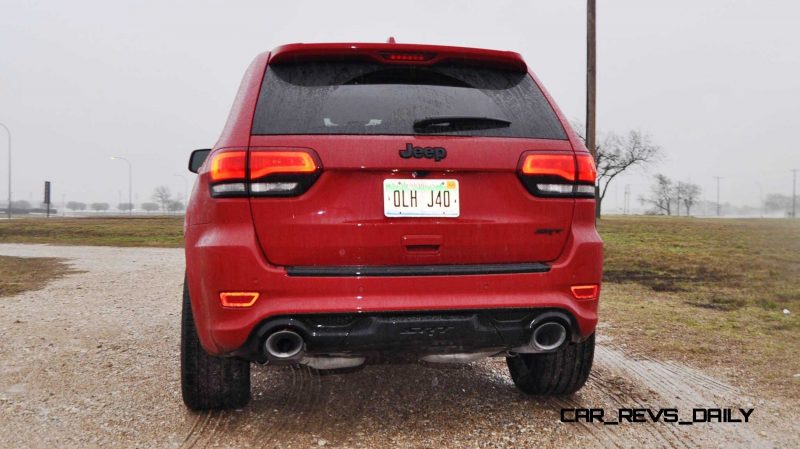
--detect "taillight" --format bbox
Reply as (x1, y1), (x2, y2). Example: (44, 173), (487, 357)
(518, 152), (596, 198)
(209, 150), (247, 196)
(207, 149), (321, 198)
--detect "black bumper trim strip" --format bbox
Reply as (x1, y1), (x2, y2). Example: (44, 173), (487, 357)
(286, 262), (550, 277)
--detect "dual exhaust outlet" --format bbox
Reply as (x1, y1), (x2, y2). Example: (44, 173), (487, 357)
(263, 315), (571, 364)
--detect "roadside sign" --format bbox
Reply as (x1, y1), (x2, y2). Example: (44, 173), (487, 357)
(44, 181), (51, 218)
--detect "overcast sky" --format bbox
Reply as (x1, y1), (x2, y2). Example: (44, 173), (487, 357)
(1, 0), (798, 212)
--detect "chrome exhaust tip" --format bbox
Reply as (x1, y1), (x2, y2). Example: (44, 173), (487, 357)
(531, 321), (567, 352)
(264, 329), (305, 360)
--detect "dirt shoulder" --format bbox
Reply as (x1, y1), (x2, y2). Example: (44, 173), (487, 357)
(0, 243), (797, 448)
(0, 254), (77, 297)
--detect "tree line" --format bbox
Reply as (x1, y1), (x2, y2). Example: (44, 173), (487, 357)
(49, 185), (185, 213)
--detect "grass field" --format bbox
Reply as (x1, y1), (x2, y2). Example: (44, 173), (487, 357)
(1, 215), (798, 397)
(0, 217), (184, 247)
(598, 217), (800, 399)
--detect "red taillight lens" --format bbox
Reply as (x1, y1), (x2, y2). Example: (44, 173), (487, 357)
(576, 153), (597, 184)
(209, 151), (246, 181)
(520, 154), (576, 181)
(518, 152), (595, 198)
(250, 151), (317, 179)
(571, 284), (600, 300)
(219, 292), (260, 308)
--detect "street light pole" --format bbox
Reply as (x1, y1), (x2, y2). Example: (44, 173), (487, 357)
(111, 156), (132, 215)
(0, 123), (10, 219)
(173, 174), (188, 204)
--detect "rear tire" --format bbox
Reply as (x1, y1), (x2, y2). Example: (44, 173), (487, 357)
(506, 334), (595, 395)
(181, 280), (251, 410)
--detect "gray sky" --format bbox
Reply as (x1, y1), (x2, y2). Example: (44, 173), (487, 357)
(1, 0), (798, 211)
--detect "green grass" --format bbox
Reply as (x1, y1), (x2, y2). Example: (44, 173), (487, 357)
(600, 217), (800, 317)
(0, 217), (184, 247)
(598, 217), (800, 399)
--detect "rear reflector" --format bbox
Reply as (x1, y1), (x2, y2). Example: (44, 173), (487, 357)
(219, 292), (260, 308)
(570, 285), (599, 300)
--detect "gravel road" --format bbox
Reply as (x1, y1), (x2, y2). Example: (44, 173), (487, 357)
(0, 244), (797, 448)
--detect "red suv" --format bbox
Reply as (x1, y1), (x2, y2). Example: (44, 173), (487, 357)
(182, 42), (602, 410)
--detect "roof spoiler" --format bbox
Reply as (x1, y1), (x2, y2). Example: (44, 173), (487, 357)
(268, 42), (527, 71)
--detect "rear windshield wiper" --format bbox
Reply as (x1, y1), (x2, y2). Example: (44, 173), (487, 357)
(413, 116), (512, 133)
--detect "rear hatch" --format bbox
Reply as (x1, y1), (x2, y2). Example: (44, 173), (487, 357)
(248, 49), (576, 267)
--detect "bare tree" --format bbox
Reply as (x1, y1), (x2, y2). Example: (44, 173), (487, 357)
(141, 202), (160, 213)
(640, 174), (674, 215)
(11, 200), (31, 210)
(66, 201), (86, 211)
(90, 202), (110, 212)
(676, 182), (701, 216)
(764, 194), (792, 214)
(573, 124), (662, 218)
(117, 202), (134, 212)
(166, 200), (184, 214)
(152, 186), (172, 212)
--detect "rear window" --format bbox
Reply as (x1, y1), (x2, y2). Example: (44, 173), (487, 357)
(252, 61), (567, 139)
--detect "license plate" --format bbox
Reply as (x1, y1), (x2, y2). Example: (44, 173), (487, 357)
(383, 179), (460, 218)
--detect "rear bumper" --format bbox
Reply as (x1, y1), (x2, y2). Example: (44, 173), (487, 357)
(234, 308), (580, 362)
(185, 207), (602, 356)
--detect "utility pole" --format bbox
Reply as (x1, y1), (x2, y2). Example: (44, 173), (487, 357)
(714, 176), (722, 217)
(624, 184), (631, 214)
(586, 0), (598, 218)
(586, 0), (597, 162)
(111, 156), (133, 215)
(0, 123), (10, 219)
(792, 169), (797, 218)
